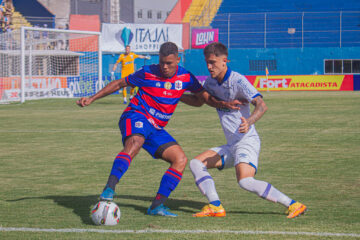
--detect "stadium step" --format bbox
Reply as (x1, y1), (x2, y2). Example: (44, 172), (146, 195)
(182, 0), (223, 27)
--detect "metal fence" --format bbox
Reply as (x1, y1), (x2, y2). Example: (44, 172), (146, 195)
(210, 11), (360, 49)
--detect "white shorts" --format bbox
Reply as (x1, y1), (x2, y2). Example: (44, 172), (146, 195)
(211, 135), (261, 172)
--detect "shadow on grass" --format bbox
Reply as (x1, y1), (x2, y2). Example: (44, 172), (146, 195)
(7, 194), (205, 225)
(8, 194), (284, 225)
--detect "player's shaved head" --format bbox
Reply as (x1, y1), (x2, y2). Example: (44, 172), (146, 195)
(159, 42), (178, 57)
(204, 42), (228, 57)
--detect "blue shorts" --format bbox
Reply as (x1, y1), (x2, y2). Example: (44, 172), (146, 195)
(119, 111), (177, 159)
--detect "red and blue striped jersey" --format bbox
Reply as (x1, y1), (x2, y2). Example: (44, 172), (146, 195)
(124, 64), (203, 129)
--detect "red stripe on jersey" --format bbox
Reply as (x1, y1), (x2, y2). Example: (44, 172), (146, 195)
(126, 119), (132, 136)
(142, 86), (186, 98)
(141, 93), (178, 114)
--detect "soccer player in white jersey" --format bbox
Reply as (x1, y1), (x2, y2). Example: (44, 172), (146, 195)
(180, 42), (307, 218)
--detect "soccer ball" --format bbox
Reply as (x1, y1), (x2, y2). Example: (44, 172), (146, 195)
(91, 201), (121, 226)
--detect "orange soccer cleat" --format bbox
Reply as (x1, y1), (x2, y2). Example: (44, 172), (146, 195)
(286, 202), (307, 218)
(193, 204), (226, 217)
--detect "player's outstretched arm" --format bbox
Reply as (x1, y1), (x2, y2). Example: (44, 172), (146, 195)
(196, 90), (243, 110)
(239, 96), (268, 133)
(180, 93), (205, 107)
(76, 78), (128, 107)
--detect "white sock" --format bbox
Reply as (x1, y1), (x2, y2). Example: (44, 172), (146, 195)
(239, 177), (293, 207)
(189, 159), (220, 203)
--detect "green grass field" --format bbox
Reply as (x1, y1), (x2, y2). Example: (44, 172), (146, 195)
(0, 91), (359, 239)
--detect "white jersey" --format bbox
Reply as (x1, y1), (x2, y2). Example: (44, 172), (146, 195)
(203, 68), (262, 145)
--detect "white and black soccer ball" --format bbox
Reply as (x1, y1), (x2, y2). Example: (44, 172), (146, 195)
(91, 201), (121, 226)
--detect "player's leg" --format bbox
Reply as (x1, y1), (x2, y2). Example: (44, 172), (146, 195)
(190, 146), (230, 217)
(234, 139), (306, 218)
(122, 87), (127, 104)
(100, 112), (149, 200)
(129, 87), (135, 100)
(142, 130), (185, 217)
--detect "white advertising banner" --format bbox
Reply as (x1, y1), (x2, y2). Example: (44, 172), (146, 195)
(101, 23), (183, 53)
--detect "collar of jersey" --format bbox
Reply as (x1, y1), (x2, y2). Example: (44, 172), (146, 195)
(218, 66), (231, 85)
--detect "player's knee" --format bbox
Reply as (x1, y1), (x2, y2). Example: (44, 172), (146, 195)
(189, 159), (204, 172)
(238, 177), (255, 191)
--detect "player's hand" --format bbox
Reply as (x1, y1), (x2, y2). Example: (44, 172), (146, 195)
(145, 55), (151, 60)
(239, 117), (250, 133)
(223, 99), (244, 110)
(76, 97), (93, 107)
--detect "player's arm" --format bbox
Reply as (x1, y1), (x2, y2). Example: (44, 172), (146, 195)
(76, 78), (128, 107)
(180, 93), (204, 107)
(239, 96), (268, 133)
(196, 90), (243, 110)
(137, 54), (151, 60)
(112, 56), (123, 72)
(181, 90), (242, 110)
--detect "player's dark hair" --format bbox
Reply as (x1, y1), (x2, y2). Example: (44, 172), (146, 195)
(159, 42), (178, 56)
(204, 42), (228, 57)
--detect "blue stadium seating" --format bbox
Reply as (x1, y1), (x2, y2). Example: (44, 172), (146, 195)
(13, 0), (55, 28)
(212, 0), (360, 48)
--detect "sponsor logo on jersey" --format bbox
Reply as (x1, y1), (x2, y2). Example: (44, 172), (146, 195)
(164, 82), (172, 90)
(163, 91), (173, 96)
(135, 121), (143, 128)
(175, 80), (182, 90)
(156, 82), (161, 87)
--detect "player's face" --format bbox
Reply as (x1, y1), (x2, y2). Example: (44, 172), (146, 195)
(125, 46), (130, 54)
(205, 53), (228, 80)
(159, 54), (180, 78)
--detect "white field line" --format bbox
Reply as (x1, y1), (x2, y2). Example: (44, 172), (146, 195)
(0, 227), (359, 237)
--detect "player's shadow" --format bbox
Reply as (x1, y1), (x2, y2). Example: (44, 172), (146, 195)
(7, 194), (206, 225)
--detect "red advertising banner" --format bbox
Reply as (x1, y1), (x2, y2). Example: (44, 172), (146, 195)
(191, 29), (219, 49)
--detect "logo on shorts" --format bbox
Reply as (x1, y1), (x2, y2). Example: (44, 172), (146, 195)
(175, 80), (182, 90)
(164, 82), (172, 90)
(239, 153), (247, 158)
(135, 121), (143, 128)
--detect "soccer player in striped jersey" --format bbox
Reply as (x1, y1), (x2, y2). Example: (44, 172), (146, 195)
(111, 45), (150, 104)
(77, 42), (240, 217)
(180, 42), (307, 219)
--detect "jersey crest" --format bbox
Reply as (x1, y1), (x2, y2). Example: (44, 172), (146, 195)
(175, 80), (183, 90)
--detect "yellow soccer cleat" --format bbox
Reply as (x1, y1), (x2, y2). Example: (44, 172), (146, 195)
(287, 202), (307, 218)
(193, 204), (226, 217)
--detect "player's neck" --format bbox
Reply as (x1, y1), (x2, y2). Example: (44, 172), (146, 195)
(216, 66), (228, 84)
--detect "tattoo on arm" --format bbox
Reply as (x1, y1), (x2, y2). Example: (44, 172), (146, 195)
(247, 96), (268, 126)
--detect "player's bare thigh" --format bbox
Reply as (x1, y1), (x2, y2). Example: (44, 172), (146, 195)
(194, 150), (223, 169)
(235, 163), (256, 182)
(123, 135), (145, 158)
(161, 144), (188, 173)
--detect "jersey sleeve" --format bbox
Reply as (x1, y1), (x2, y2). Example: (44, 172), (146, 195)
(125, 67), (145, 87)
(237, 75), (262, 102)
(132, 53), (139, 59)
(115, 54), (124, 64)
(187, 73), (204, 93)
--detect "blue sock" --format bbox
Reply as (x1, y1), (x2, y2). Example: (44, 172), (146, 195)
(210, 200), (221, 207)
(107, 152), (132, 190)
(153, 168), (182, 208)
(289, 200), (296, 206)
